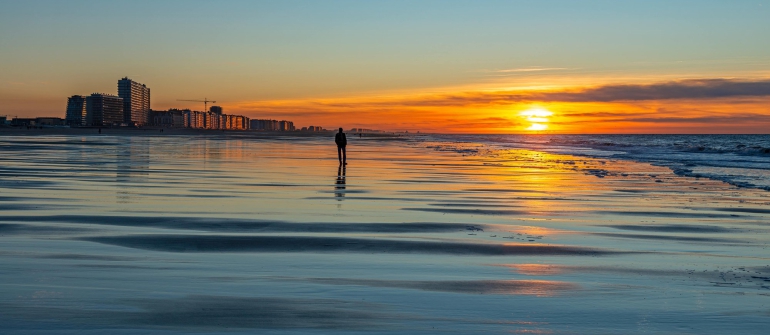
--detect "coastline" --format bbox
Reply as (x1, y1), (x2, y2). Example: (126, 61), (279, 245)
(0, 126), (405, 139)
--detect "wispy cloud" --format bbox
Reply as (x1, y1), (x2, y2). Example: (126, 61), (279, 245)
(411, 78), (770, 106)
(234, 79), (770, 115)
(540, 79), (770, 102)
(493, 67), (570, 73)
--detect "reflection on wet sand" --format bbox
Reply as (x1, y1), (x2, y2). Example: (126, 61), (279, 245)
(0, 295), (394, 330)
(81, 235), (620, 255)
(335, 165), (346, 201)
(2, 133), (770, 334)
(302, 277), (578, 296)
(500, 264), (570, 276)
(116, 138), (149, 204)
(0, 214), (493, 233)
(497, 263), (770, 290)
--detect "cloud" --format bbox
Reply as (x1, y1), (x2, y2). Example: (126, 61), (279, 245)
(433, 78), (770, 106)
(493, 67), (570, 73)
(540, 79), (770, 102)
(236, 79), (770, 113)
(619, 114), (770, 124)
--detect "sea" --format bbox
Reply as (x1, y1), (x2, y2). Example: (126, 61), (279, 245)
(425, 134), (770, 190)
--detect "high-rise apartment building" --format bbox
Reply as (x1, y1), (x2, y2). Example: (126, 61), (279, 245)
(65, 95), (87, 126)
(278, 120), (295, 131)
(86, 93), (124, 126)
(209, 106), (223, 115)
(117, 77), (151, 125)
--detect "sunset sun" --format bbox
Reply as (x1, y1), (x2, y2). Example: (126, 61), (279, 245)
(521, 108), (553, 131)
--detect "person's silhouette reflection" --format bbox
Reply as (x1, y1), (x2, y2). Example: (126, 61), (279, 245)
(335, 165), (346, 200)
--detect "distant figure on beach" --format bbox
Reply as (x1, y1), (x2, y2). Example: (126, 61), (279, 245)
(335, 128), (347, 165)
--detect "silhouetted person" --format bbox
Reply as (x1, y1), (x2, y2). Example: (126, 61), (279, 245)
(335, 128), (347, 165)
(98, 128), (101, 134)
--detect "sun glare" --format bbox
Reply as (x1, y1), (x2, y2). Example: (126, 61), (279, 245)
(521, 108), (553, 131)
(527, 123), (548, 131)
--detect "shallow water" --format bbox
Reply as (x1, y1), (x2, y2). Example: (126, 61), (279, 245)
(1, 132), (769, 334)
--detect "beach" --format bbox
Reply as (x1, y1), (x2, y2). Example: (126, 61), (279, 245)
(1, 130), (769, 334)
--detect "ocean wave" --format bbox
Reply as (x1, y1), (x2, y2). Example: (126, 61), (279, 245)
(422, 134), (770, 191)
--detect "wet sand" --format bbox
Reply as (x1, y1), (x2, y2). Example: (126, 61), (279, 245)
(0, 131), (769, 334)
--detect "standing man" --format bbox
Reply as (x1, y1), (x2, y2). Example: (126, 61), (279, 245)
(335, 128), (347, 165)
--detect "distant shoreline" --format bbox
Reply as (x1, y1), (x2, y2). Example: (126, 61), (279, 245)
(0, 126), (405, 139)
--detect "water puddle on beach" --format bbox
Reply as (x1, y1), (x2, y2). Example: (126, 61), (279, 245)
(1, 132), (769, 334)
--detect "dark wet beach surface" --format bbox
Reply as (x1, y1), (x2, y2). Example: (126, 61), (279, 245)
(1, 131), (769, 334)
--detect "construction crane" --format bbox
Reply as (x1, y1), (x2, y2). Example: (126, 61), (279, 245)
(177, 98), (216, 112)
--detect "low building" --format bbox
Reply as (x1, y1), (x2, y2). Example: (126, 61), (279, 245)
(304, 125), (327, 132)
(278, 120), (295, 131)
(251, 119), (294, 131)
(148, 108), (249, 130)
(149, 109), (185, 127)
(11, 118), (36, 127)
(350, 128), (382, 133)
(36, 117), (66, 126)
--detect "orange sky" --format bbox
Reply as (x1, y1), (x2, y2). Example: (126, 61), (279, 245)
(227, 78), (770, 134)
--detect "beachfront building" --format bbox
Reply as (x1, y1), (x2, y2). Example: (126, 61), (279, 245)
(35, 117), (66, 126)
(65, 95), (87, 126)
(149, 109), (185, 127)
(212, 113), (225, 129)
(303, 125), (327, 132)
(279, 120), (295, 131)
(230, 115), (243, 130)
(146, 108), (249, 130)
(118, 77), (151, 126)
(349, 128), (383, 133)
(250, 119), (291, 131)
(183, 110), (206, 129)
(10, 118), (36, 127)
(86, 93), (123, 126)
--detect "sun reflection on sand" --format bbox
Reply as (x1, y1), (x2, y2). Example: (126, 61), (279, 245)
(510, 226), (564, 236)
(499, 264), (569, 276)
(497, 279), (577, 297)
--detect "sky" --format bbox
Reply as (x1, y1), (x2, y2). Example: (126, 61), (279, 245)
(1, 0), (769, 133)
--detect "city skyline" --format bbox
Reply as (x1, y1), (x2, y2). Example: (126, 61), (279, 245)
(1, 1), (769, 133)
